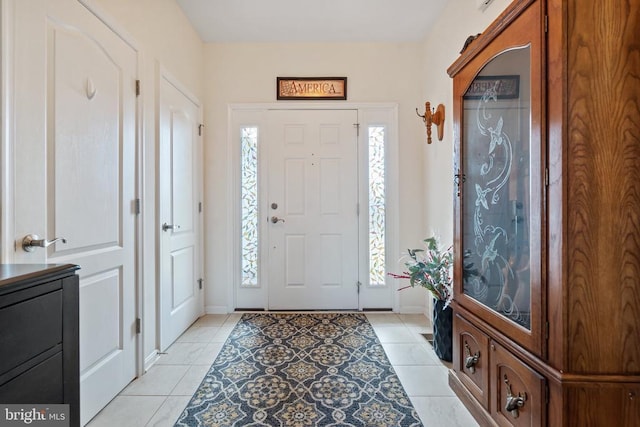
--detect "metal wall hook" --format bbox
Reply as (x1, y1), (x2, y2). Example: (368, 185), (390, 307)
(86, 78), (96, 100)
(416, 101), (445, 144)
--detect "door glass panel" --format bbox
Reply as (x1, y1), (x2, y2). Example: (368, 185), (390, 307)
(461, 46), (532, 329)
(368, 126), (386, 286)
(241, 127), (259, 287)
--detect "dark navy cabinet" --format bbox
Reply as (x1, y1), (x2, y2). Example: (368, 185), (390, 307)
(0, 264), (79, 427)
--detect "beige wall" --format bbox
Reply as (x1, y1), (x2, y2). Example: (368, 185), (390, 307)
(203, 42), (429, 313)
(203, 0), (515, 313)
(83, 0), (516, 323)
(18, 0), (514, 360)
(421, 0), (513, 245)
(84, 0), (204, 368)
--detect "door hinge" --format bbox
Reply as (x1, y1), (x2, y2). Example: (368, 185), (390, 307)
(545, 383), (550, 404)
(353, 123), (360, 137)
(356, 203), (360, 216)
(544, 15), (548, 33)
(135, 80), (141, 97)
(545, 167), (549, 186)
(198, 278), (203, 290)
(134, 198), (141, 215)
(198, 202), (202, 213)
(198, 124), (204, 136)
(135, 318), (141, 334)
(545, 321), (549, 340)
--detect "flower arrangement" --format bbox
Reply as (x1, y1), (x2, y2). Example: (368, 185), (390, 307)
(389, 236), (453, 309)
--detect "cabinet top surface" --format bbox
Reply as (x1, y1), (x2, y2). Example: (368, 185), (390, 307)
(0, 264), (79, 288)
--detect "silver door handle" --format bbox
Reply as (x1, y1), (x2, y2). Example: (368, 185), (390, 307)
(22, 234), (67, 252)
(270, 216), (285, 224)
(162, 223), (181, 232)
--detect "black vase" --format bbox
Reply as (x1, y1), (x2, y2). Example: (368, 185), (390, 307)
(432, 298), (453, 362)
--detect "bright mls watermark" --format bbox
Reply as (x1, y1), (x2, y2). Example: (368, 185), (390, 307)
(0, 405), (69, 427)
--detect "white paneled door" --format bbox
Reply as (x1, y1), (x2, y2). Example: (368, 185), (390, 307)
(266, 110), (359, 310)
(9, 0), (137, 424)
(158, 73), (203, 351)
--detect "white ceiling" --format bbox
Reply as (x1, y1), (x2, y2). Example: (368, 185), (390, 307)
(176, 0), (449, 43)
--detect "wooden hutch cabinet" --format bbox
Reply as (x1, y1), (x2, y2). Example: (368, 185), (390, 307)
(447, 0), (640, 425)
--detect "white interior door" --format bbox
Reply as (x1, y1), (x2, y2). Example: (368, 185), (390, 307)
(266, 110), (359, 310)
(9, 0), (137, 424)
(158, 73), (203, 350)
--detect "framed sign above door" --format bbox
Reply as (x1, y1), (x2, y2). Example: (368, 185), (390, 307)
(277, 77), (347, 100)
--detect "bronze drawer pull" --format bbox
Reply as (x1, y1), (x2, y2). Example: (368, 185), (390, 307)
(504, 375), (527, 418)
(464, 342), (480, 374)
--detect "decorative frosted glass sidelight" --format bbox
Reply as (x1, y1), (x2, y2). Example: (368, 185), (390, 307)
(368, 126), (386, 286)
(241, 127), (259, 287)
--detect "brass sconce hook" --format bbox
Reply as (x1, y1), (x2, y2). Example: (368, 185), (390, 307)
(416, 101), (445, 144)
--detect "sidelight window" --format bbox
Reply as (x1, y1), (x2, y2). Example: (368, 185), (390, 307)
(240, 127), (259, 287)
(368, 126), (386, 286)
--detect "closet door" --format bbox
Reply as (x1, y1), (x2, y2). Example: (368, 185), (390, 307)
(9, 0), (138, 423)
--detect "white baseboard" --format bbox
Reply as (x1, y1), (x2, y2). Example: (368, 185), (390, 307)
(205, 305), (229, 314)
(398, 305), (429, 316)
(144, 350), (159, 372)
(205, 305), (428, 315)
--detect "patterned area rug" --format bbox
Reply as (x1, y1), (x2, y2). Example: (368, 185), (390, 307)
(175, 312), (423, 426)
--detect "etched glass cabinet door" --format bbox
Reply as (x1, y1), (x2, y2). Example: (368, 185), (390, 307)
(452, 2), (545, 355)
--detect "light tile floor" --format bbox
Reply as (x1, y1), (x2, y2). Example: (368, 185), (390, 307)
(87, 313), (478, 427)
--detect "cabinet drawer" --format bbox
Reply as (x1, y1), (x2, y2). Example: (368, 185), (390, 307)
(453, 314), (490, 409)
(490, 340), (545, 427)
(0, 351), (63, 404)
(0, 289), (63, 374)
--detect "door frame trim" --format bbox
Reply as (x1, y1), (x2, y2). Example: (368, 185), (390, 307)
(0, 0), (15, 264)
(227, 102), (400, 312)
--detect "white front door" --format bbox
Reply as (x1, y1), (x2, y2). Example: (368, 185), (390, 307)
(158, 73), (203, 350)
(266, 110), (359, 310)
(9, 0), (137, 424)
